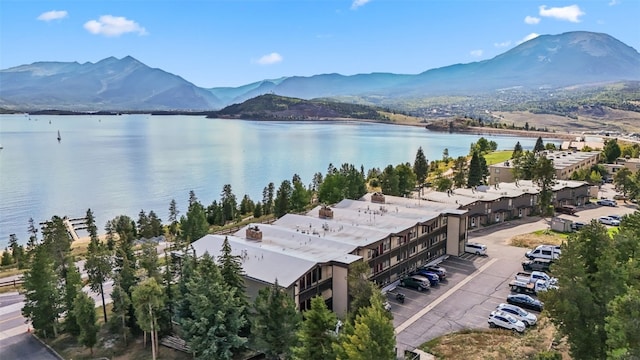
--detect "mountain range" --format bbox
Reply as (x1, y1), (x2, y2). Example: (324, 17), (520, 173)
(1, 31), (639, 112)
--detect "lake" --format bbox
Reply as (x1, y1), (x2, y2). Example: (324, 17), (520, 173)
(0, 114), (559, 247)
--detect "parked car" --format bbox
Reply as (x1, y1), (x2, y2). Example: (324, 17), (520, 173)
(598, 216), (621, 226)
(509, 279), (550, 295)
(488, 310), (526, 333)
(554, 205), (577, 215)
(515, 271), (558, 286)
(597, 199), (617, 207)
(571, 221), (586, 230)
(412, 269), (440, 287)
(525, 245), (561, 260)
(522, 258), (553, 272)
(465, 242), (487, 255)
(507, 294), (544, 312)
(424, 265), (447, 280)
(608, 215), (623, 221)
(399, 275), (430, 292)
(496, 303), (538, 326)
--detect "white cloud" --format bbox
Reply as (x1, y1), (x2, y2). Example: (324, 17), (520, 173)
(608, 0), (619, 5)
(84, 15), (147, 37)
(524, 16), (540, 24)
(255, 52), (283, 65)
(517, 33), (540, 44)
(494, 41), (512, 48)
(539, 5), (585, 23)
(37, 10), (68, 22)
(351, 0), (371, 10)
(470, 49), (483, 57)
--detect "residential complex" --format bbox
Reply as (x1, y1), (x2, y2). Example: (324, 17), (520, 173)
(190, 177), (590, 316)
(488, 150), (601, 184)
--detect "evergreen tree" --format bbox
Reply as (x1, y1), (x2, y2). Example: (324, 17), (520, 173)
(111, 219), (139, 334)
(274, 180), (293, 218)
(139, 238), (161, 280)
(533, 136), (545, 153)
(188, 190), (198, 207)
(379, 165), (399, 196)
(22, 245), (61, 338)
(221, 184), (237, 222)
(334, 294), (396, 360)
(346, 261), (375, 323)
(41, 215), (71, 271)
(148, 210), (163, 237)
(603, 138), (622, 163)
(85, 208), (111, 322)
(8, 233), (24, 268)
(218, 237), (250, 338)
(452, 156), (468, 188)
(605, 287), (640, 359)
(110, 277), (132, 346)
(132, 277), (165, 360)
(253, 202), (263, 219)
(292, 296), (338, 360)
(168, 199), (180, 241)
(290, 177), (311, 212)
(180, 200), (209, 244)
(73, 292), (98, 355)
(512, 141), (523, 159)
(532, 156), (557, 216)
(413, 147), (429, 185)
(396, 162), (417, 196)
(467, 151), (483, 187)
(512, 150), (537, 181)
(137, 209), (151, 239)
(541, 222), (626, 359)
(239, 194), (255, 215)
(1, 248), (12, 266)
(252, 279), (302, 359)
(62, 260), (83, 335)
(27, 217), (39, 251)
(181, 253), (247, 359)
(262, 182), (275, 215)
(312, 172), (324, 192)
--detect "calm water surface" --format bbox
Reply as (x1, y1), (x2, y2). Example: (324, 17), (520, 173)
(0, 114), (558, 247)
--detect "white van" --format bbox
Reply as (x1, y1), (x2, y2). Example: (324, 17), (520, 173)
(525, 245), (561, 260)
(465, 242), (487, 255)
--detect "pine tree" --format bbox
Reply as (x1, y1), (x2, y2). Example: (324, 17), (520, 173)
(218, 237), (250, 338)
(110, 277), (132, 346)
(532, 156), (557, 216)
(139, 238), (160, 280)
(533, 136), (545, 153)
(292, 296), (338, 360)
(1, 249), (12, 266)
(181, 253), (247, 359)
(452, 156), (468, 188)
(512, 141), (523, 159)
(85, 208), (112, 322)
(274, 180), (293, 218)
(63, 260), (83, 335)
(252, 279), (301, 359)
(334, 294), (396, 360)
(8, 233), (24, 268)
(22, 245), (62, 338)
(73, 292), (98, 355)
(413, 147), (429, 185)
(168, 199), (180, 241)
(180, 201), (209, 245)
(132, 277), (165, 360)
(467, 151), (483, 187)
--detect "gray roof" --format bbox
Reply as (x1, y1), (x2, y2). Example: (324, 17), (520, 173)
(420, 190), (478, 206)
(492, 151), (600, 171)
(190, 234), (319, 288)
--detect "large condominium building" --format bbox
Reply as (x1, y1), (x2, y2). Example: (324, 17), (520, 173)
(190, 193), (468, 317)
(488, 150), (601, 185)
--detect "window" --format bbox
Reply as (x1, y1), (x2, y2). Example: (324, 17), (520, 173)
(495, 168), (500, 173)
(409, 246), (417, 255)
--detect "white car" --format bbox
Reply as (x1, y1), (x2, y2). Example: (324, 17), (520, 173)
(598, 216), (620, 226)
(465, 242), (487, 255)
(496, 303), (538, 326)
(597, 199), (617, 207)
(488, 310), (526, 333)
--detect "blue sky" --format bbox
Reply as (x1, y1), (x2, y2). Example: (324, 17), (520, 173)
(1, 0), (638, 88)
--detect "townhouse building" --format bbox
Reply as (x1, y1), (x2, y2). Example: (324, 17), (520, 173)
(190, 192), (468, 317)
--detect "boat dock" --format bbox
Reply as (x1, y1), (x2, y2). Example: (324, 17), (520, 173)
(39, 216), (87, 243)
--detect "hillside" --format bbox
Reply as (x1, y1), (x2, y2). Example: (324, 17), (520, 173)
(206, 94), (400, 122)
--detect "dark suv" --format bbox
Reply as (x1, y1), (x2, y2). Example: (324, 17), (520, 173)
(399, 275), (430, 292)
(412, 269), (440, 286)
(522, 258), (553, 272)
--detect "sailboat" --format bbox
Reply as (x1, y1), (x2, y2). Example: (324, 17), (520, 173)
(57, 130), (61, 142)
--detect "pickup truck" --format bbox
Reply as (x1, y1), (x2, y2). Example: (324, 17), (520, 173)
(509, 279), (549, 295)
(522, 258), (553, 272)
(515, 271), (558, 286)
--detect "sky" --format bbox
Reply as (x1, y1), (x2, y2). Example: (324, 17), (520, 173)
(1, 0), (639, 88)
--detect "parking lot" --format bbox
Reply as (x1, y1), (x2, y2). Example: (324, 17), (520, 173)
(392, 185), (638, 355)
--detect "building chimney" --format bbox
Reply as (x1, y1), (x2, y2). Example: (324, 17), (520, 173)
(371, 192), (386, 204)
(319, 205), (334, 219)
(246, 225), (262, 241)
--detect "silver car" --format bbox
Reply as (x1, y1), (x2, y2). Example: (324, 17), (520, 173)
(496, 303), (537, 326)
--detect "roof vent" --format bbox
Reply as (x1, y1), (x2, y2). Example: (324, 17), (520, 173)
(371, 192), (386, 204)
(246, 225), (262, 241)
(319, 205), (334, 219)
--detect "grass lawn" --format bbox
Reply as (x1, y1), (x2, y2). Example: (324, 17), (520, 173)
(483, 150), (512, 165)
